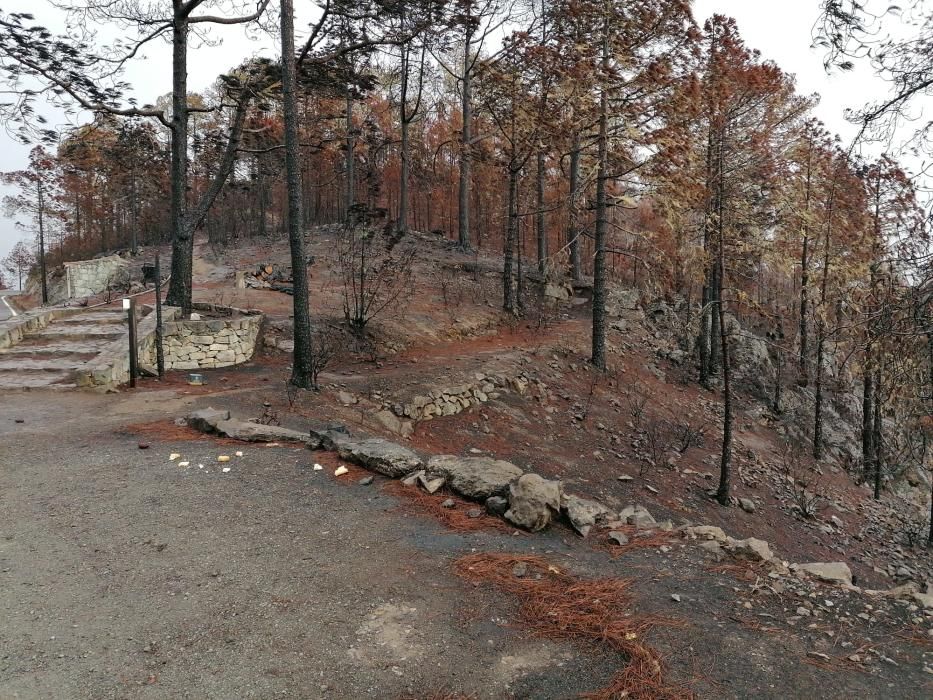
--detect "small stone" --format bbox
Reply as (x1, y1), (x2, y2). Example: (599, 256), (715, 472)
(617, 474), (634, 482)
(796, 607), (811, 617)
(359, 476), (374, 486)
(671, 594), (682, 603)
(608, 531), (629, 546)
(467, 509), (483, 519)
(645, 485), (659, 494)
(138, 443), (150, 450)
(739, 498), (756, 514)
(441, 499), (455, 509)
(512, 562), (528, 578)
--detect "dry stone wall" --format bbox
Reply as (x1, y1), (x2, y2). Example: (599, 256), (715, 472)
(162, 313), (262, 371)
(62, 255), (129, 302)
(395, 371), (529, 422)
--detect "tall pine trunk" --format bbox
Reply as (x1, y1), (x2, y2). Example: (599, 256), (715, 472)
(503, 167), (518, 313)
(568, 133), (583, 283)
(458, 20), (473, 249)
(536, 149), (546, 275)
(591, 9), (609, 369)
(280, 0), (314, 388)
(166, 14), (192, 313)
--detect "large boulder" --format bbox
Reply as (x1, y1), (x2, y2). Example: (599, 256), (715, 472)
(724, 314), (775, 400)
(606, 287), (644, 322)
(214, 419), (313, 445)
(187, 407), (231, 433)
(505, 474), (562, 532)
(726, 537), (774, 563)
(794, 562), (853, 587)
(426, 455), (523, 500)
(562, 494), (613, 537)
(336, 438), (423, 477)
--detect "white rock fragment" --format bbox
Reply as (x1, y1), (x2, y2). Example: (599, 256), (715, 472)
(235, 451), (243, 457)
(218, 455), (231, 463)
(222, 467), (231, 473)
(313, 463), (324, 471)
(178, 461), (190, 468)
(169, 453), (181, 461)
(334, 466), (349, 477)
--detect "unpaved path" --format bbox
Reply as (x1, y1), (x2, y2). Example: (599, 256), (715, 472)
(1, 389), (929, 699)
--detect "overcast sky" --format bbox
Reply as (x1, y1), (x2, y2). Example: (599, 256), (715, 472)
(0, 0), (890, 285)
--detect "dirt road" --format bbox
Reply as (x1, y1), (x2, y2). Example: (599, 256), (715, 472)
(1, 389), (929, 699)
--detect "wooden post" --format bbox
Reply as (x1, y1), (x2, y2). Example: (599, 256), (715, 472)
(126, 297), (138, 388)
(154, 253), (165, 379)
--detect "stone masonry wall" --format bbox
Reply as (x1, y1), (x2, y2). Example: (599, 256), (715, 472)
(395, 371), (529, 422)
(63, 255), (129, 302)
(162, 314), (262, 371)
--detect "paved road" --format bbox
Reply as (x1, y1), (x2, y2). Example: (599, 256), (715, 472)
(0, 291), (18, 322)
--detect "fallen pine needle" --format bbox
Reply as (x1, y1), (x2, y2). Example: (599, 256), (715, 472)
(455, 553), (693, 700)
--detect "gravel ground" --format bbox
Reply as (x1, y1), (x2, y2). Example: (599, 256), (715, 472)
(1, 388), (930, 699)
(0, 390), (615, 700)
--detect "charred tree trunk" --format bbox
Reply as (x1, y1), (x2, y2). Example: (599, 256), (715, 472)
(715, 222), (732, 505)
(458, 19), (474, 250)
(503, 167), (518, 313)
(166, 13), (192, 313)
(590, 14), (609, 370)
(280, 0), (314, 388)
(536, 149), (546, 275)
(568, 133), (583, 283)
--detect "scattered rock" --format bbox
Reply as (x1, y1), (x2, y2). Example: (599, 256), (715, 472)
(512, 562), (528, 578)
(683, 525), (728, 541)
(561, 493), (612, 537)
(441, 499), (455, 509)
(215, 419), (313, 445)
(505, 474), (563, 532)
(337, 390), (357, 406)
(627, 505), (656, 529)
(359, 475), (374, 486)
(336, 438), (422, 478)
(467, 509), (483, 519)
(671, 594), (682, 603)
(426, 455), (523, 500)
(373, 409), (414, 438)
(617, 474), (634, 482)
(186, 407), (231, 433)
(402, 470), (425, 486)
(727, 537), (773, 563)
(739, 498), (756, 514)
(698, 540), (724, 560)
(418, 473), (445, 494)
(795, 562), (853, 587)
(608, 531), (629, 546)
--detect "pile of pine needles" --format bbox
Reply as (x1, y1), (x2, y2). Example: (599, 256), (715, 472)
(455, 553), (693, 700)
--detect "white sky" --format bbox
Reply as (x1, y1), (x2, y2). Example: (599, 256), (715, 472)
(0, 0), (892, 284)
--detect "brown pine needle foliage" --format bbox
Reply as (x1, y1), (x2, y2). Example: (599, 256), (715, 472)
(382, 481), (515, 533)
(455, 553), (693, 700)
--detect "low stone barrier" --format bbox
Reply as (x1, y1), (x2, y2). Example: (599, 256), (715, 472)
(161, 306), (262, 371)
(0, 307), (82, 350)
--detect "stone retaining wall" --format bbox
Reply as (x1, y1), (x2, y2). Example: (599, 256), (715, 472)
(395, 372), (529, 422)
(62, 255), (129, 302)
(162, 310), (262, 371)
(0, 307), (81, 350)
(74, 307), (180, 389)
